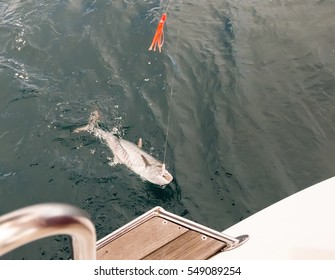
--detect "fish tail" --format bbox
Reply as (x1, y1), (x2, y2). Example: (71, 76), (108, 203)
(73, 110), (100, 133)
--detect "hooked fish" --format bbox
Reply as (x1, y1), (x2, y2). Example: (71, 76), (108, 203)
(73, 111), (173, 186)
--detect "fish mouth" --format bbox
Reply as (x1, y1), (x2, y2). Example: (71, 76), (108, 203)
(162, 172), (173, 184)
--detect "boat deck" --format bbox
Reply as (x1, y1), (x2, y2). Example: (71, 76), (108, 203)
(96, 207), (249, 260)
(97, 216), (227, 260)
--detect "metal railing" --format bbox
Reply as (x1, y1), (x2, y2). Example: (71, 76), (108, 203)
(0, 203), (96, 260)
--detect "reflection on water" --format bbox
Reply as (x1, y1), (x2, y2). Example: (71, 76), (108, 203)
(1, 0), (335, 259)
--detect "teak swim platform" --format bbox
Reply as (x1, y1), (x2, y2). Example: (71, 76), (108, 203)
(96, 207), (249, 260)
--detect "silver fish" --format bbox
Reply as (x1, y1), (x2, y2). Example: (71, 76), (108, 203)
(73, 111), (173, 186)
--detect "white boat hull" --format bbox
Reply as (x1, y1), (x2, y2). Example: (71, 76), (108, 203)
(211, 176), (335, 259)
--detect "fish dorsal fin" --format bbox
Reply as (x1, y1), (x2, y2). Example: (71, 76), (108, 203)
(137, 138), (143, 148)
(141, 155), (151, 167)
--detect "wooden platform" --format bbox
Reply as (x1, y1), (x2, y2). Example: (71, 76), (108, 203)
(97, 215), (227, 260)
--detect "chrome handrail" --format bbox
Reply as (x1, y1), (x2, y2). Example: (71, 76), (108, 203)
(0, 203), (96, 260)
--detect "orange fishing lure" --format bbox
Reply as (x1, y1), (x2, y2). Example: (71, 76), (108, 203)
(149, 13), (167, 52)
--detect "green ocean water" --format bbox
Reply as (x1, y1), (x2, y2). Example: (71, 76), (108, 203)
(1, 0), (335, 259)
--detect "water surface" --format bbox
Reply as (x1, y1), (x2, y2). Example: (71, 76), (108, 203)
(1, 0), (335, 259)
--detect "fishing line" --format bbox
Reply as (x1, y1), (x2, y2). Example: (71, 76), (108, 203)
(163, 0), (183, 164)
(165, 0), (172, 13)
